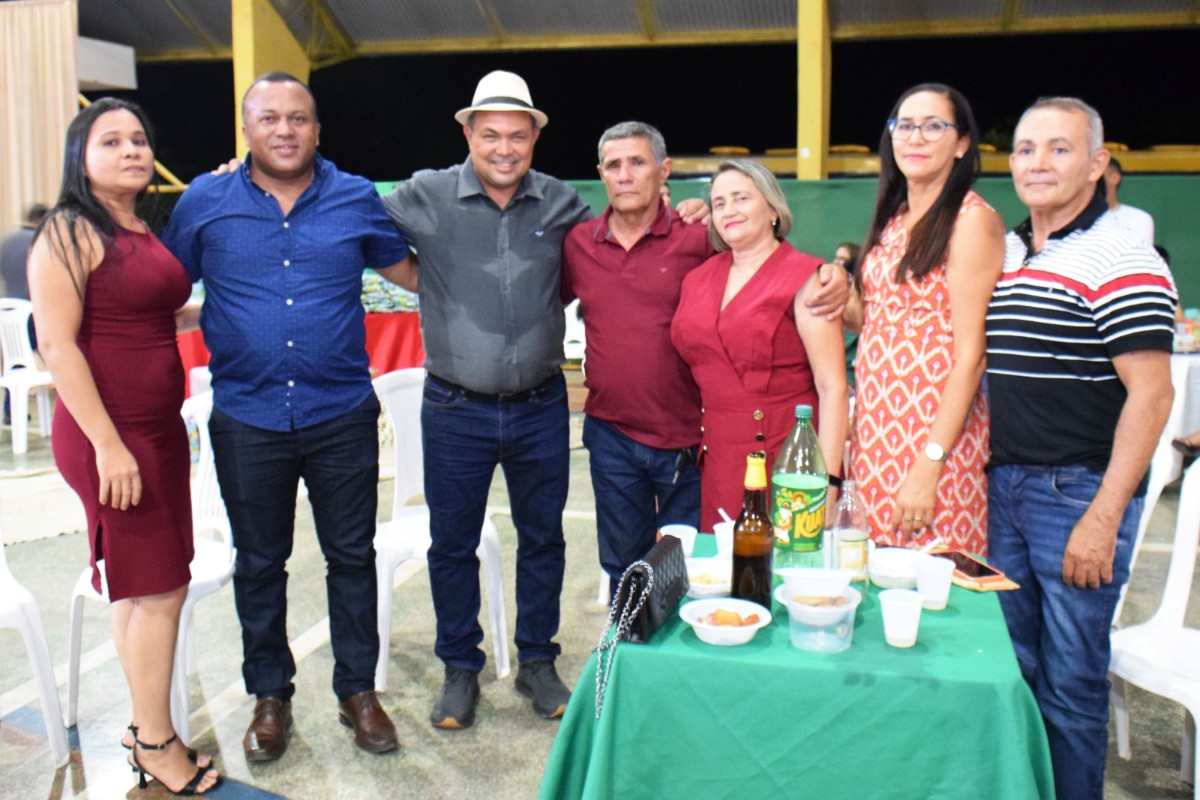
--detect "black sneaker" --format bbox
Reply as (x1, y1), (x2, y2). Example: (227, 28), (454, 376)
(515, 659), (571, 719)
(430, 665), (480, 730)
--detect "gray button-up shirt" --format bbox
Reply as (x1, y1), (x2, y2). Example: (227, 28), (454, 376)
(382, 158), (592, 394)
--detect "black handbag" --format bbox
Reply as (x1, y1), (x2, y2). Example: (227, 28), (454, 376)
(593, 535), (691, 718)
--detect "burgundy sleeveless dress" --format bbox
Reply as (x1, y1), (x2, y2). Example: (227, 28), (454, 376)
(52, 227), (194, 601)
(671, 241), (822, 533)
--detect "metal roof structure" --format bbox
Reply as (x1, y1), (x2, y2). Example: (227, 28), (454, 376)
(80, 0), (1200, 68)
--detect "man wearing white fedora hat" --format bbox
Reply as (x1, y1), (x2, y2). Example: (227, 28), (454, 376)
(382, 70), (591, 729)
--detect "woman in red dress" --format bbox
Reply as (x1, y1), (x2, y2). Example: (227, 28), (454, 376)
(846, 84), (1005, 553)
(671, 160), (849, 533)
(29, 99), (219, 795)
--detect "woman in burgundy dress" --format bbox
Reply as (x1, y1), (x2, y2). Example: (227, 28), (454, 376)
(671, 160), (849, 533)
(29, 99), (219, 795)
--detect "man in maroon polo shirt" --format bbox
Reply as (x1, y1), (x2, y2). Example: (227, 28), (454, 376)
(563, 122), (848, 596)
(562, 122), (709, 596)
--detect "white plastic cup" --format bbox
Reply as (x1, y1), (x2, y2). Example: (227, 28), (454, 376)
(916, 555), (955, 610)
(879, 589), (923, 648)
(713, 521), (734, 558)
(660, 524), (698, 557)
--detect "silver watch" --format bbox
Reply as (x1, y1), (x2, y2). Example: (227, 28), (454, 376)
(924, 442), (947, 463)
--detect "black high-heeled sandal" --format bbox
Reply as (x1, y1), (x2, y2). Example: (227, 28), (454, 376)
(131, 732), (221, 796)
(124, 725), (208, 768)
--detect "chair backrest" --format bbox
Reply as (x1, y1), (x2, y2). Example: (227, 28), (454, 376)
(0, 298), (37, 374)
(563, 299), (585, 361)
(373, 369), (426, 512)
(1146, 459), (1200, 629)
(1113, 436), (1177, 626)
(179, 390), (231, 549)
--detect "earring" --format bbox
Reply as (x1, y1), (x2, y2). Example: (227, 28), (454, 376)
(771, 217), (779, 228)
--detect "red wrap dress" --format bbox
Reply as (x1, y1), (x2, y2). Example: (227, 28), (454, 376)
(671, 241), (823, 533)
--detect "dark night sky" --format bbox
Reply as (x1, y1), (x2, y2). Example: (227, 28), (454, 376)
(97, 28), (1200, 183)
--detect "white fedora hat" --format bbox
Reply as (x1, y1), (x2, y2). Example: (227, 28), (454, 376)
(454, 70), (549, 128)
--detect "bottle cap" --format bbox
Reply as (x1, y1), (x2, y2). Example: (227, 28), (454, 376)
(795, 404), (813, 419)
(744, 452), (767, 489)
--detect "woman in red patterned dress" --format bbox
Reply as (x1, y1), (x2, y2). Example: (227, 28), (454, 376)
(847, 84), (1005, 554)
(29, 99), (219, 795)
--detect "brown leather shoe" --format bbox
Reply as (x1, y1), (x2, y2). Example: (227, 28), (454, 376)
(338, 690), (399, 754)
(243, 697), (292, 763)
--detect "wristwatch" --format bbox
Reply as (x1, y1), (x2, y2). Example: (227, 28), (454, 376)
(923, 442), (947, 463)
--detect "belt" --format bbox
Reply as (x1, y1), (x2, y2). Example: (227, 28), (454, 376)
(428, 372), (557, 404)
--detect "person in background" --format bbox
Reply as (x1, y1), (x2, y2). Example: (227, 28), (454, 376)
(847, 83), (1005, 554)
(1, 203), (48, 423)
(162, 71), (410, 761)
(28, 98), (219, 795)
(833, 241), (861, 389)
(987, 96), (1175, 800)
(1103, 157), (1154, 249)
(671, 159), (849, 533)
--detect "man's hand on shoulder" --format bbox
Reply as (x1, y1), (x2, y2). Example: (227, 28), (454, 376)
(210, 158), (242, 176)
(807, 262), (850, 320)
(675, 198), (710, 227)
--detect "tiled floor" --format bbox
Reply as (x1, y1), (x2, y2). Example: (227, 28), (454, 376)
(1, 380), (1197, 798)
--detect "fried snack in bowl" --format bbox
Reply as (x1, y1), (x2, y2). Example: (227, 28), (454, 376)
(685, 557), (732, 598)
(679, 597), (772, 646)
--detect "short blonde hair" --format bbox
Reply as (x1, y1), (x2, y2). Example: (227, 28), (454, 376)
(708, 160), (793, 252)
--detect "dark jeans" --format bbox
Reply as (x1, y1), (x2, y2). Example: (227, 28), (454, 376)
(209, 393), (381, 702)
(422, 372), (568, 672)
(583, 416), (700, 599)
(988, 463), (1139, 800)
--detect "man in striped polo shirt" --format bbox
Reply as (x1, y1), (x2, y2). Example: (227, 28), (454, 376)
(985, 97), (1176, 800)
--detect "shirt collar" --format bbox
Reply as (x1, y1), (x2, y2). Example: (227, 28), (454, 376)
(456, 156), (543, 203)
(1014, 190), (1107, 258)
(239, 152), (329, 192)
(594, 201), (674, 243)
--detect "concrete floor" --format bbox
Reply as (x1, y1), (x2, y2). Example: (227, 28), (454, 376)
(1, 378), (1197, 799)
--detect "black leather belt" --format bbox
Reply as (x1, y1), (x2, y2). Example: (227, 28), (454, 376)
(428, 372), (557, 404)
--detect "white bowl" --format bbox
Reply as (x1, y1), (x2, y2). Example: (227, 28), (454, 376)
(679, 597), (772, 646)
(775, 584), (862, 626)
(868, 547), (919, 589)
(774, 567), (855, 598)
(685, 557), (732, 598)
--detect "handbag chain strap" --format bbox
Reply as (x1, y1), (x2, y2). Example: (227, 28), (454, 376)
(592, 560), (655, 720)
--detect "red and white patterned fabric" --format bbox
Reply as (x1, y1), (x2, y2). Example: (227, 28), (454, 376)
(850, 190), (991, 554)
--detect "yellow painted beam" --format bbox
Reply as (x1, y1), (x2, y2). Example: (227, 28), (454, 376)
(635, 0), (659, 41)
(831, 11), (1200, 40)
(305, 0), (356, 65)
(231, 0), (311, 159)
(795, 0), (830, 180)
(161, 0), (222, 54)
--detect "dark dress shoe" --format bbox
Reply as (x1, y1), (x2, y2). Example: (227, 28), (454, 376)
(338, 690), (399, 754)
(243, 697), (292, 762)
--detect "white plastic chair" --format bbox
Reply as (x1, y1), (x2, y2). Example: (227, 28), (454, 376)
(0, 298), (54, 455)
(0, 518), (70, 767)
(1112, 435), (1177, 628)
(373, 369), (510, 690)
(563, 299), (586, 363)
(1110, 460), (1200, 794)
(66, 390), (235, 744)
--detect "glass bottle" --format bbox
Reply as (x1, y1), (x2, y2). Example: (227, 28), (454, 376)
(772, 404), (827, 569)
(831, 480), (869, 583)
(732, 452), (773, 608)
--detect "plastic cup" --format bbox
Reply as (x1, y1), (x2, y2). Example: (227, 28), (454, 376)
(916, 555), (955, 610)
(660, 524), (697, 557)
(879, 589), (923, 648)
(713, 521), (734, 558)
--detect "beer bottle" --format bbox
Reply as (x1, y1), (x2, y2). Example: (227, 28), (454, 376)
(772, 404), (827, 569)
(732, 452), (773, 608)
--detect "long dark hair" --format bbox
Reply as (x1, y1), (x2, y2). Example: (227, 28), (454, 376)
(34, 98), (158, 298)
(862, 83), (981, 286)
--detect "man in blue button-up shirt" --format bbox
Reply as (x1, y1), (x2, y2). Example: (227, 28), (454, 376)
(162, 72), (414, 761)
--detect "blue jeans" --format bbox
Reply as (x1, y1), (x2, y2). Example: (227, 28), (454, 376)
(422, 372), (569, 672)
(988, 464), (1140, 800)
(209, 394), (381, 702)
(583, 416), (700, 599)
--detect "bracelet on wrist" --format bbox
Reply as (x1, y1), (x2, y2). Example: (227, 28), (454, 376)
(828, 475), (843, 488)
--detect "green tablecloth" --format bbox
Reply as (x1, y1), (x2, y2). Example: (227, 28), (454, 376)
(540, 543), (1054, 800)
